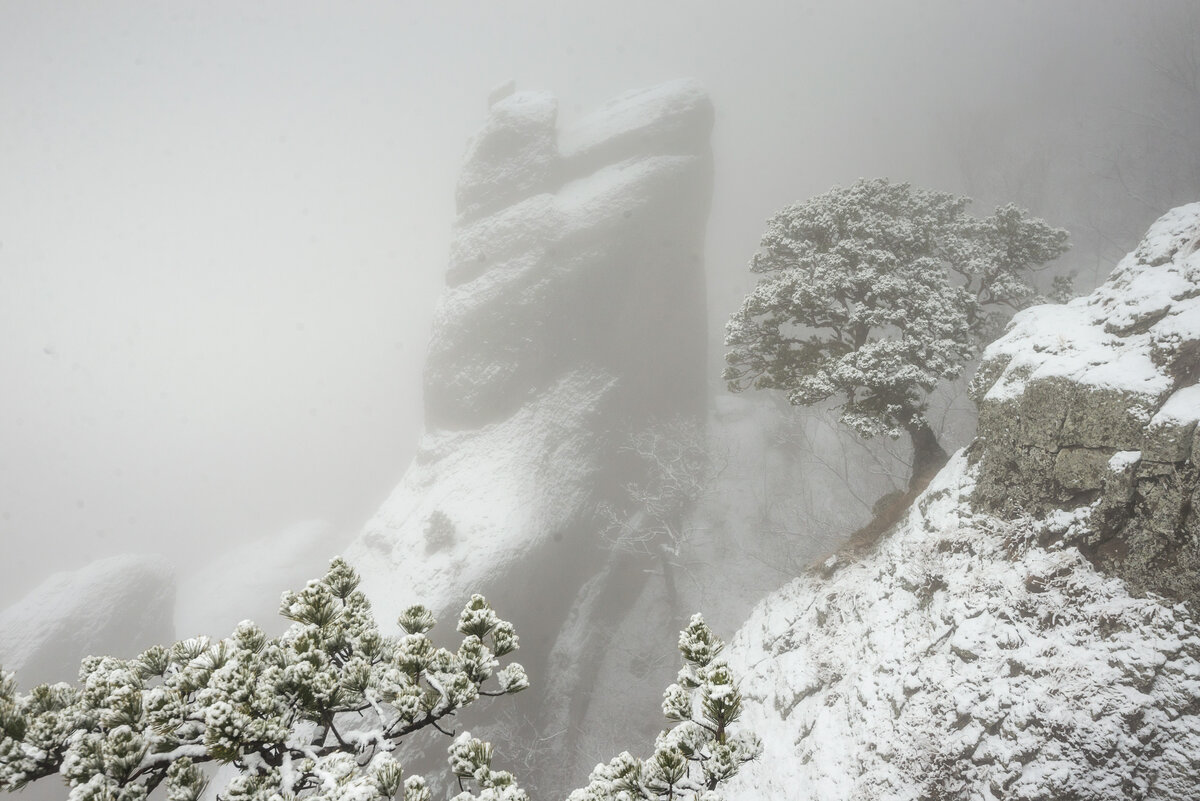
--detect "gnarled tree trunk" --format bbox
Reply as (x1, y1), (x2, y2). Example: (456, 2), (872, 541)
(906, 419), (949, 490)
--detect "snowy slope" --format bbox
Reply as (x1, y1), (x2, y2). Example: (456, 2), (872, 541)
(726, 454), (1200, 800)
(348, 368), (617, 619)
(976, 202), (1200, 406)
(724, 205), (1200, 800)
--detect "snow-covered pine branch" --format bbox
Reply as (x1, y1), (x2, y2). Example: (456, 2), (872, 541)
(0, 560), (758, 801)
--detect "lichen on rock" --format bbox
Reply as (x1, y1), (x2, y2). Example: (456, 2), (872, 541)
(970, 203), (1200, 605)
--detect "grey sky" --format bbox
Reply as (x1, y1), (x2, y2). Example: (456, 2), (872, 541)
(0, 1), (1183, 604)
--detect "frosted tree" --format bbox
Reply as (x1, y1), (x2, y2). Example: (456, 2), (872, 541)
(602, 417), (710, 557)
(598, 417), (713, 617)
(725, 178), (1068, 488)
(0, 559), (757, 801)
(567, 615), (759, 801)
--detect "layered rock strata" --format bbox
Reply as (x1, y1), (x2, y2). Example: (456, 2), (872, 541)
(344, 79), (713, 794)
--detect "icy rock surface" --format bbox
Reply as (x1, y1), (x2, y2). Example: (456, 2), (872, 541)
(343, 79), (712, 795)
(725, 455), (1200, 801)
(724, 206), (1200, 800)
(971, 203), (1200, 603)
(455, 90), (558, 225)
(0, 555), (174, 688)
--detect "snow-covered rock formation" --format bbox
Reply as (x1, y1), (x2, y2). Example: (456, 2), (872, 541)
(724, 205), (1200, 800)
(0, 555), (174, 688)
(971, 203), (1200, 605)
(175, 519), (345, 639)
(343, 79), (713, 794)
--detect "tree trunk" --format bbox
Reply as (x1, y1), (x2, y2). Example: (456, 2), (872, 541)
(906, 419), (949, 490)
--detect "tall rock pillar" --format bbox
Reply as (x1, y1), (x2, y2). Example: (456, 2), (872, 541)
(344, 79), (713, 795)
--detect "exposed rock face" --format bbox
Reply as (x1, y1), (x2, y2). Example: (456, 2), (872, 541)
(424, 80), (711, 432)
(541, 392), (892, 787)
(722, 206), (1200, 800)
(344, 79), (712, 794)
(970, 203), (1200, 604)
(0, 555), (175, 688)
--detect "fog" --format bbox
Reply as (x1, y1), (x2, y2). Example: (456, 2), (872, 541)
(1, 0), (1193, 606)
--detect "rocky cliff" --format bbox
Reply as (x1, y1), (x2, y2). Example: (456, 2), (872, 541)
(343, 79), (713, 794)
(0, 555), (175, 689)
(970, 203), (1200, 605)
(424, 80), (711, 432)
(723, 205), (1200, 800)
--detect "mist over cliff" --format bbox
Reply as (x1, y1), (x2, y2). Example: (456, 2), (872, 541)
(4, 1), (1197, 606)
(2, 4), (1200, 800)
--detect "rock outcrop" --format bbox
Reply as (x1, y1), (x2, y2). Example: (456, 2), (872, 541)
(722, 205), (1200, 800)
(970, 203), (1200, 604)
(423, 80), (711, 432)
(343, 79), (713, 795)
(0, 555), (175, 688)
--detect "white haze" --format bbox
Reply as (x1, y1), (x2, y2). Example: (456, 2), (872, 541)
(0, 0), (1191, 605)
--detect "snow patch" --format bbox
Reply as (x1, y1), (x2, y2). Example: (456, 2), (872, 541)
(1152, 383), (1200, 428)
(559, 78), (712, 170)
(978, 203), (1200, 406)
(345, 368), (617, 623)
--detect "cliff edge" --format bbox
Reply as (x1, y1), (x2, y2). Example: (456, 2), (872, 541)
(724, 205), (1200, 800)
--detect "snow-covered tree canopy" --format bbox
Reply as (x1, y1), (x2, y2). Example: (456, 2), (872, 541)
(0, 559), (758, 801)
(724, 178), (1068, 485)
